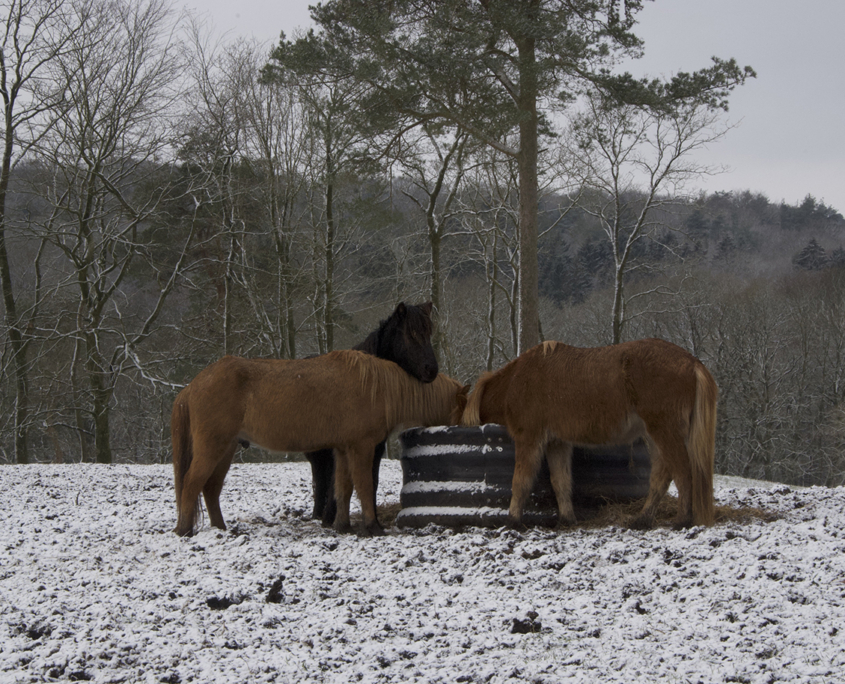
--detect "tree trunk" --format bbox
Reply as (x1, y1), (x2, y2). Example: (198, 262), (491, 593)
(516, 33), (539, 355)
(0, 124), (29, 463)
(223, 223), (237, 356)
(274, 234), (297, 359)
(429, 225), (443, 358)
(322, 128), (336, 353)
(86, 344), (113, 464)
(611, 265), (625, 345)
(271, 179), (297, 360)
(222, 161), (237, 356)
(324, 180), (335, 352)
(485, 229), (498, 372)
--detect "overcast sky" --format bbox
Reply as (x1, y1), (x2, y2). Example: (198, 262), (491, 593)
(177, 0), (845, 213)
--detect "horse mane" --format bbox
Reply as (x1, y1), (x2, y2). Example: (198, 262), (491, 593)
(541, 340), (559, 355)
(335, 349), (457, 427)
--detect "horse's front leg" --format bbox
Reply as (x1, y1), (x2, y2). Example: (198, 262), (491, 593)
(545, 439), (576, 527)
(332, 449), (354, 534)
(508, 437), (544, 528)
(305, 448), (334, 523)
(348, 442), (384, 537)
(371, 440), (386, 519)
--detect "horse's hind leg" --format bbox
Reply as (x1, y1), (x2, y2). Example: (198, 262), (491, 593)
(508, 438), (544, 527)
(176, 439), (229, 537)
(545, 440), (576, 527)
(202, 443), (236, 530)
(628, 430), (689, 530)
(655, 429), (695, 529)
(332, 450), (354, 534)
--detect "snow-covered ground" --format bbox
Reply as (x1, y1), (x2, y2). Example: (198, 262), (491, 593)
(1, 461), (844, 683)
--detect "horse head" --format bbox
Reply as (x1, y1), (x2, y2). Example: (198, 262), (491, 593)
(377, 301), (439, 383)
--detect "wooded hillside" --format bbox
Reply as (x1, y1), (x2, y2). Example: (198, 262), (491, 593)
(1, 0), (842, 487)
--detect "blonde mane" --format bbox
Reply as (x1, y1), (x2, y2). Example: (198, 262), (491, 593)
(336, 349), (459, 428)
(541, 340), (559, 355)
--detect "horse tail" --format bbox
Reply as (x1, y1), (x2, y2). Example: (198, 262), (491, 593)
(689, 363), (718, 526)
(461, 371), (494, 426)
(171, 387), (195, 521)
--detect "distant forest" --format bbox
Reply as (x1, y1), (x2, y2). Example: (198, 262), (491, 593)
(1, 0), (843, 489)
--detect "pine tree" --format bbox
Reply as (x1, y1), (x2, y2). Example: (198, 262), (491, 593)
(273, 0), (753, 353)
(792, 238), (829, 270)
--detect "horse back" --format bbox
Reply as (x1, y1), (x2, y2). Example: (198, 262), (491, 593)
(613, 339), (700, 415)
(501, 339), (701, 444)
(185, 353), (387, 452)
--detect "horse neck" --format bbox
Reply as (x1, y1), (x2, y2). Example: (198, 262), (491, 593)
(381, 371), (454, 428)
(355, 313), (399, 360)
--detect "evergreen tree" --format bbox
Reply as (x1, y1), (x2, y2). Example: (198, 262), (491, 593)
(274, 0), (753, 353)
(540, 237), (587, 304)
(713, 233), (736, 262)
(685, 208), (711, 247)
(577, 237), (614, 291)
(792, 238), (828, 271)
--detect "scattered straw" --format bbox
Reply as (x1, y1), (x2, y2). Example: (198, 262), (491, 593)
(370, 496), (778, 532)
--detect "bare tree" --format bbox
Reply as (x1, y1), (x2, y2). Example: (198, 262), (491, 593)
(0, 0), (81, 462)
(391, 124), (472, 358)
(180, 21), (254, 358)
(32, 0), (187, 463)
(241, 47), (309, 359)
(569, 92), (731, 344)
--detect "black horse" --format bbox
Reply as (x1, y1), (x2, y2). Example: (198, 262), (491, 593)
(306, 302), (439, 525)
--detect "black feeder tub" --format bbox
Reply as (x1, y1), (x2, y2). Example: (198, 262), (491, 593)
(396, 424), (651, 528)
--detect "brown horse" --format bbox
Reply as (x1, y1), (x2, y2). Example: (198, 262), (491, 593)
(307, 301), (439, 526)
(461, 338), (718, 529)
(172, 350), (467, 537)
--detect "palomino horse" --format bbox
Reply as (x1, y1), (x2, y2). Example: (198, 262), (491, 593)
(306, 302), (439, 526)
(172, 350), (467, 537)
(461, 338), (718, 529)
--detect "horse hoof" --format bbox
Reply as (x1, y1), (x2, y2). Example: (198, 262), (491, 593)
(333, 522), (354, 535)
(555, 515), (577, 530)
(506, 516), (528, 531)
(671, 517), (694, 531)
(360, 523), (385, 538)
(626, 515), (654, 531)
(173, 526), (193, 538)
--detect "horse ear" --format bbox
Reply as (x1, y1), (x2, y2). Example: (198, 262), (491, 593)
(394, 302), (407, 319)
(421, 302), (433, 316)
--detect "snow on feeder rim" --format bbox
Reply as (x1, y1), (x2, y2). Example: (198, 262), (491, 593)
(396, 424), (651, 528)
